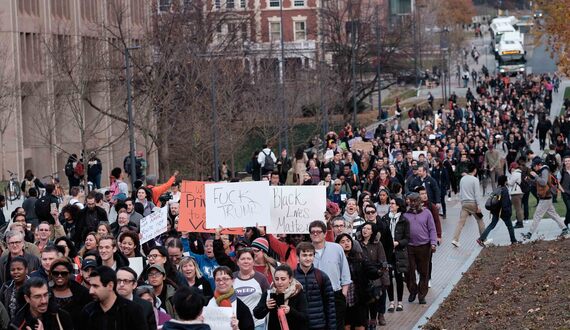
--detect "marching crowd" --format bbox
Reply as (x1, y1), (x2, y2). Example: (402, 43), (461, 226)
(0, 67), (569, 330)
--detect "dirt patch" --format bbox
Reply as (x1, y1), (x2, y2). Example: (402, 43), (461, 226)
(423, 239), (570, 330)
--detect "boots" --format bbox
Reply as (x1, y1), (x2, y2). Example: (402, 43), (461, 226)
(378, 314), (387, 326)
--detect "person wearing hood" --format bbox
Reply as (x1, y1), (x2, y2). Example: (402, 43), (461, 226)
(404, 192), (437, 305)
(521, 157), (568, 240)
(253, 264), (308, 330)
(507, 162), (525, 228)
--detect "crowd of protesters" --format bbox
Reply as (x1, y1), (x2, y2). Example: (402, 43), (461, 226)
(0, 61), (569, 330)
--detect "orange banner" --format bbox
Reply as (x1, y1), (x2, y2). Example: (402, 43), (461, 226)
(178, 181), (244, 234)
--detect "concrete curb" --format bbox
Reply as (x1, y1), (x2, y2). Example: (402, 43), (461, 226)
(412, 246), (482, 329)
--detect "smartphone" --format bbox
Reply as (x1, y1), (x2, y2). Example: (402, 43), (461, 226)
(50, 203), (57, 212)
(270, 293), (285, 306)
(341, 194), (347, 202)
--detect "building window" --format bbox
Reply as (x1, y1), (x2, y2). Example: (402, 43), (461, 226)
(158, 0), (172, 12)
(215, 0), (221, 9)
(294, 21), (306, 40)
(293, 0), (304, 6)
(240, 0), (246, 8)
(270, 21), (281, 42)
(19, 32), (42, 74)
(227, 0), (235, 9)
(269, 0), (280, 7)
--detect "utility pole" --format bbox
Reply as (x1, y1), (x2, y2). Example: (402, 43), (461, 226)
(375, 5), (382, 120)
(279, 0), (288, 152)
(350, 0), (357, 127)
(125, 46), (140, 191)
(319, 4), (328, 134)
(412, 0), (418, 87)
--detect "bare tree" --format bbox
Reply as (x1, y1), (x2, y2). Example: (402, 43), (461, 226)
(0, 47), (17, 181)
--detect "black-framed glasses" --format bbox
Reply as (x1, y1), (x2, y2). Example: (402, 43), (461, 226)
(52, 271), (70, 278)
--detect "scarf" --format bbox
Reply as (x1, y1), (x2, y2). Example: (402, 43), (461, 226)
(270, 278), (303, 305)
(388, 212), (401, 241)
(214, 288), (236, 307)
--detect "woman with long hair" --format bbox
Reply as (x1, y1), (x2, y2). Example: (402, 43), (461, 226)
(253, 264), (308, 330)
(251, 238), (278, 284)
(118, 231), (143, 258)
(179, 256), (213, 300)
(336, 233), (370, 330)
(380, 198), (410, 313)
(79, 232), (99, 258)
(54, 236), (82, 281)
(374, 189), (391, 218)
(136, 188), (156, 216)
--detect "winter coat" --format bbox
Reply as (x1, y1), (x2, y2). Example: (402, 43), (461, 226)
(57, 280), (92, 330)
(11, 303), (74, 330)
(380, 213), (410, 274)
(356, 233), (390, 288)
(0, 253), (41, 284)
(81, 295), (149, 330)
(492, 186), (512, 219)
(294, 264), (336, 330)
(507, 169), (523, 195)
(162, 320), (211, 330)
(431, 166), (450, 194)
(253, 289), (309, 330)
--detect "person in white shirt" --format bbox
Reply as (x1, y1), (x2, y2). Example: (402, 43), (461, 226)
(507, 162), (524, 228)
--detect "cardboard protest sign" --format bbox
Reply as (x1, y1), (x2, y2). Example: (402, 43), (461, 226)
(267, 186), (327, 234)
(351, 140), (374, 154)
(412, 150), (427, 160)
(178, 181), (243, 234)
(205, 181), (271, 229)
(139, 207), (168, 244)
(128, 257), (144, 278)
(202, 305), (233, 330)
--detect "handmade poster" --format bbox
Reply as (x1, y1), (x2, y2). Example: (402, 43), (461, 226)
(205, 181), (271, 228)
(139, 207), (168, 244)
(178, 181), (243, 234)
(267, 185), (327, 234)
(202, 305), (233, 330)
(412, 150), (427, 160)
(351, 140), (374, 154)
(128, 257), (144, 278)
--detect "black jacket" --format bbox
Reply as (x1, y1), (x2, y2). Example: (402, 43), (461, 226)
(81, 295), (149, 330)
(380, 213), (410, 273)
(75, 206), (108, 246)
(408, 175), (441, 205)
(58, 280), (92, 330)
(162, 321), (211, 330)
(294, 265), (336, 330)
(10, 302), (74, 330)
(253, 290), (309, 330)
(133, 296), (157, 330)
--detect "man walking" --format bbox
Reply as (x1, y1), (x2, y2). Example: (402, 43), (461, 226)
(309, 220), (351, 330)
(521, 158), (568, 240)
(82, 266), (149, 330)
(452, 163), (485, 247)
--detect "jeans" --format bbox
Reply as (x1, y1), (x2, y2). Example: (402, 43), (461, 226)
(388, 268), (405, 303)
(563, 193), (570, 226)
(480, 212), (517, 243)
(334, 290), (347, 330)
(522, 191), (530, 220)
(440, 191), (447, 216)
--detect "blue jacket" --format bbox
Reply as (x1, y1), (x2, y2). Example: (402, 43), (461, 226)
(294, 264), (336, 330)
(189, 252), (219, 289)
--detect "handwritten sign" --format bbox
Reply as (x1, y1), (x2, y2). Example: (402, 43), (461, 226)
(179, 181), (243, 234)
(205, 181), (271, 229)
(351, 140), (374, 154)
(139, 207), (168, 244)
(412, 150), (427, 161)
(128, 257), (144, 278)
(267, 186), (327, 234)
(202, 305), (233, 330)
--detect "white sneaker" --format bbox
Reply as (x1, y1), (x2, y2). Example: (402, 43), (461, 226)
(451, 240), (460, 247)
(428, 280), (432, 288)
(483, 238), (493, 247)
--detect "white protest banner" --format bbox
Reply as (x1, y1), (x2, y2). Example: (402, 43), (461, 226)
(202, 305), (233, 330)
(412, 150), (427, 160)
(267, 185), (327, 234)
(128, 257), (144, 278)
(139, 207), (168, 244)
(205, 181), (271, 229)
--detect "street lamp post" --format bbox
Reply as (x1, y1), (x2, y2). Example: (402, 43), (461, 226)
(211, 61), (219, 182)
(279, 0), (288, 152)
(375, 5), (382, 120)
(125, 46), (140, 191)
(349, 0), (357, 127)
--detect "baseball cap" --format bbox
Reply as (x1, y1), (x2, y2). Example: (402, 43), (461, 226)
(531, 157), (543, 167)
(82, 259), (98, 270)
(148, 264), (166, 275)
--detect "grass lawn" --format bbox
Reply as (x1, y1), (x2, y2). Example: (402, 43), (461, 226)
(527, 193), (567, 219)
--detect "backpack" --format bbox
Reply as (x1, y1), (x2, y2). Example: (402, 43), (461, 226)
(536, 169), (558, 199)
(518, 170), (531, 194)
(545, 154), (558, 172)
(35, 195), (53, 222)
(74, 162), (85, 177)
(262, 151), (275, 172)
(65, 162), (75, 177)
(23, 179), (35, 196)
(485, 187), (503, 212)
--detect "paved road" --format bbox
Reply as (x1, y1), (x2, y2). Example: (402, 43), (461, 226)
(527, 36), (558, 74)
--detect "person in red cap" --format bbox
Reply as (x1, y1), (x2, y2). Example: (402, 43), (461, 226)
(507, 162), (525, 228)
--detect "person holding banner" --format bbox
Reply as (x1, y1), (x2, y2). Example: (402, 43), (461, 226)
(206, 266), (254, 330)
(253, 264), (308, 330)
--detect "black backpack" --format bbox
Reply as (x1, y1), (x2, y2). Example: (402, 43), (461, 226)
(35, 196), (52, 222)
(262, 151), (275, 172)
(485, 187), (503, 213)
(545, 154), (558, 172)
(65, 162), (75, 177)
(518, 171), (531, 194)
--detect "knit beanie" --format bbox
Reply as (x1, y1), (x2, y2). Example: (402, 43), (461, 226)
(251, 238), (269, 254)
